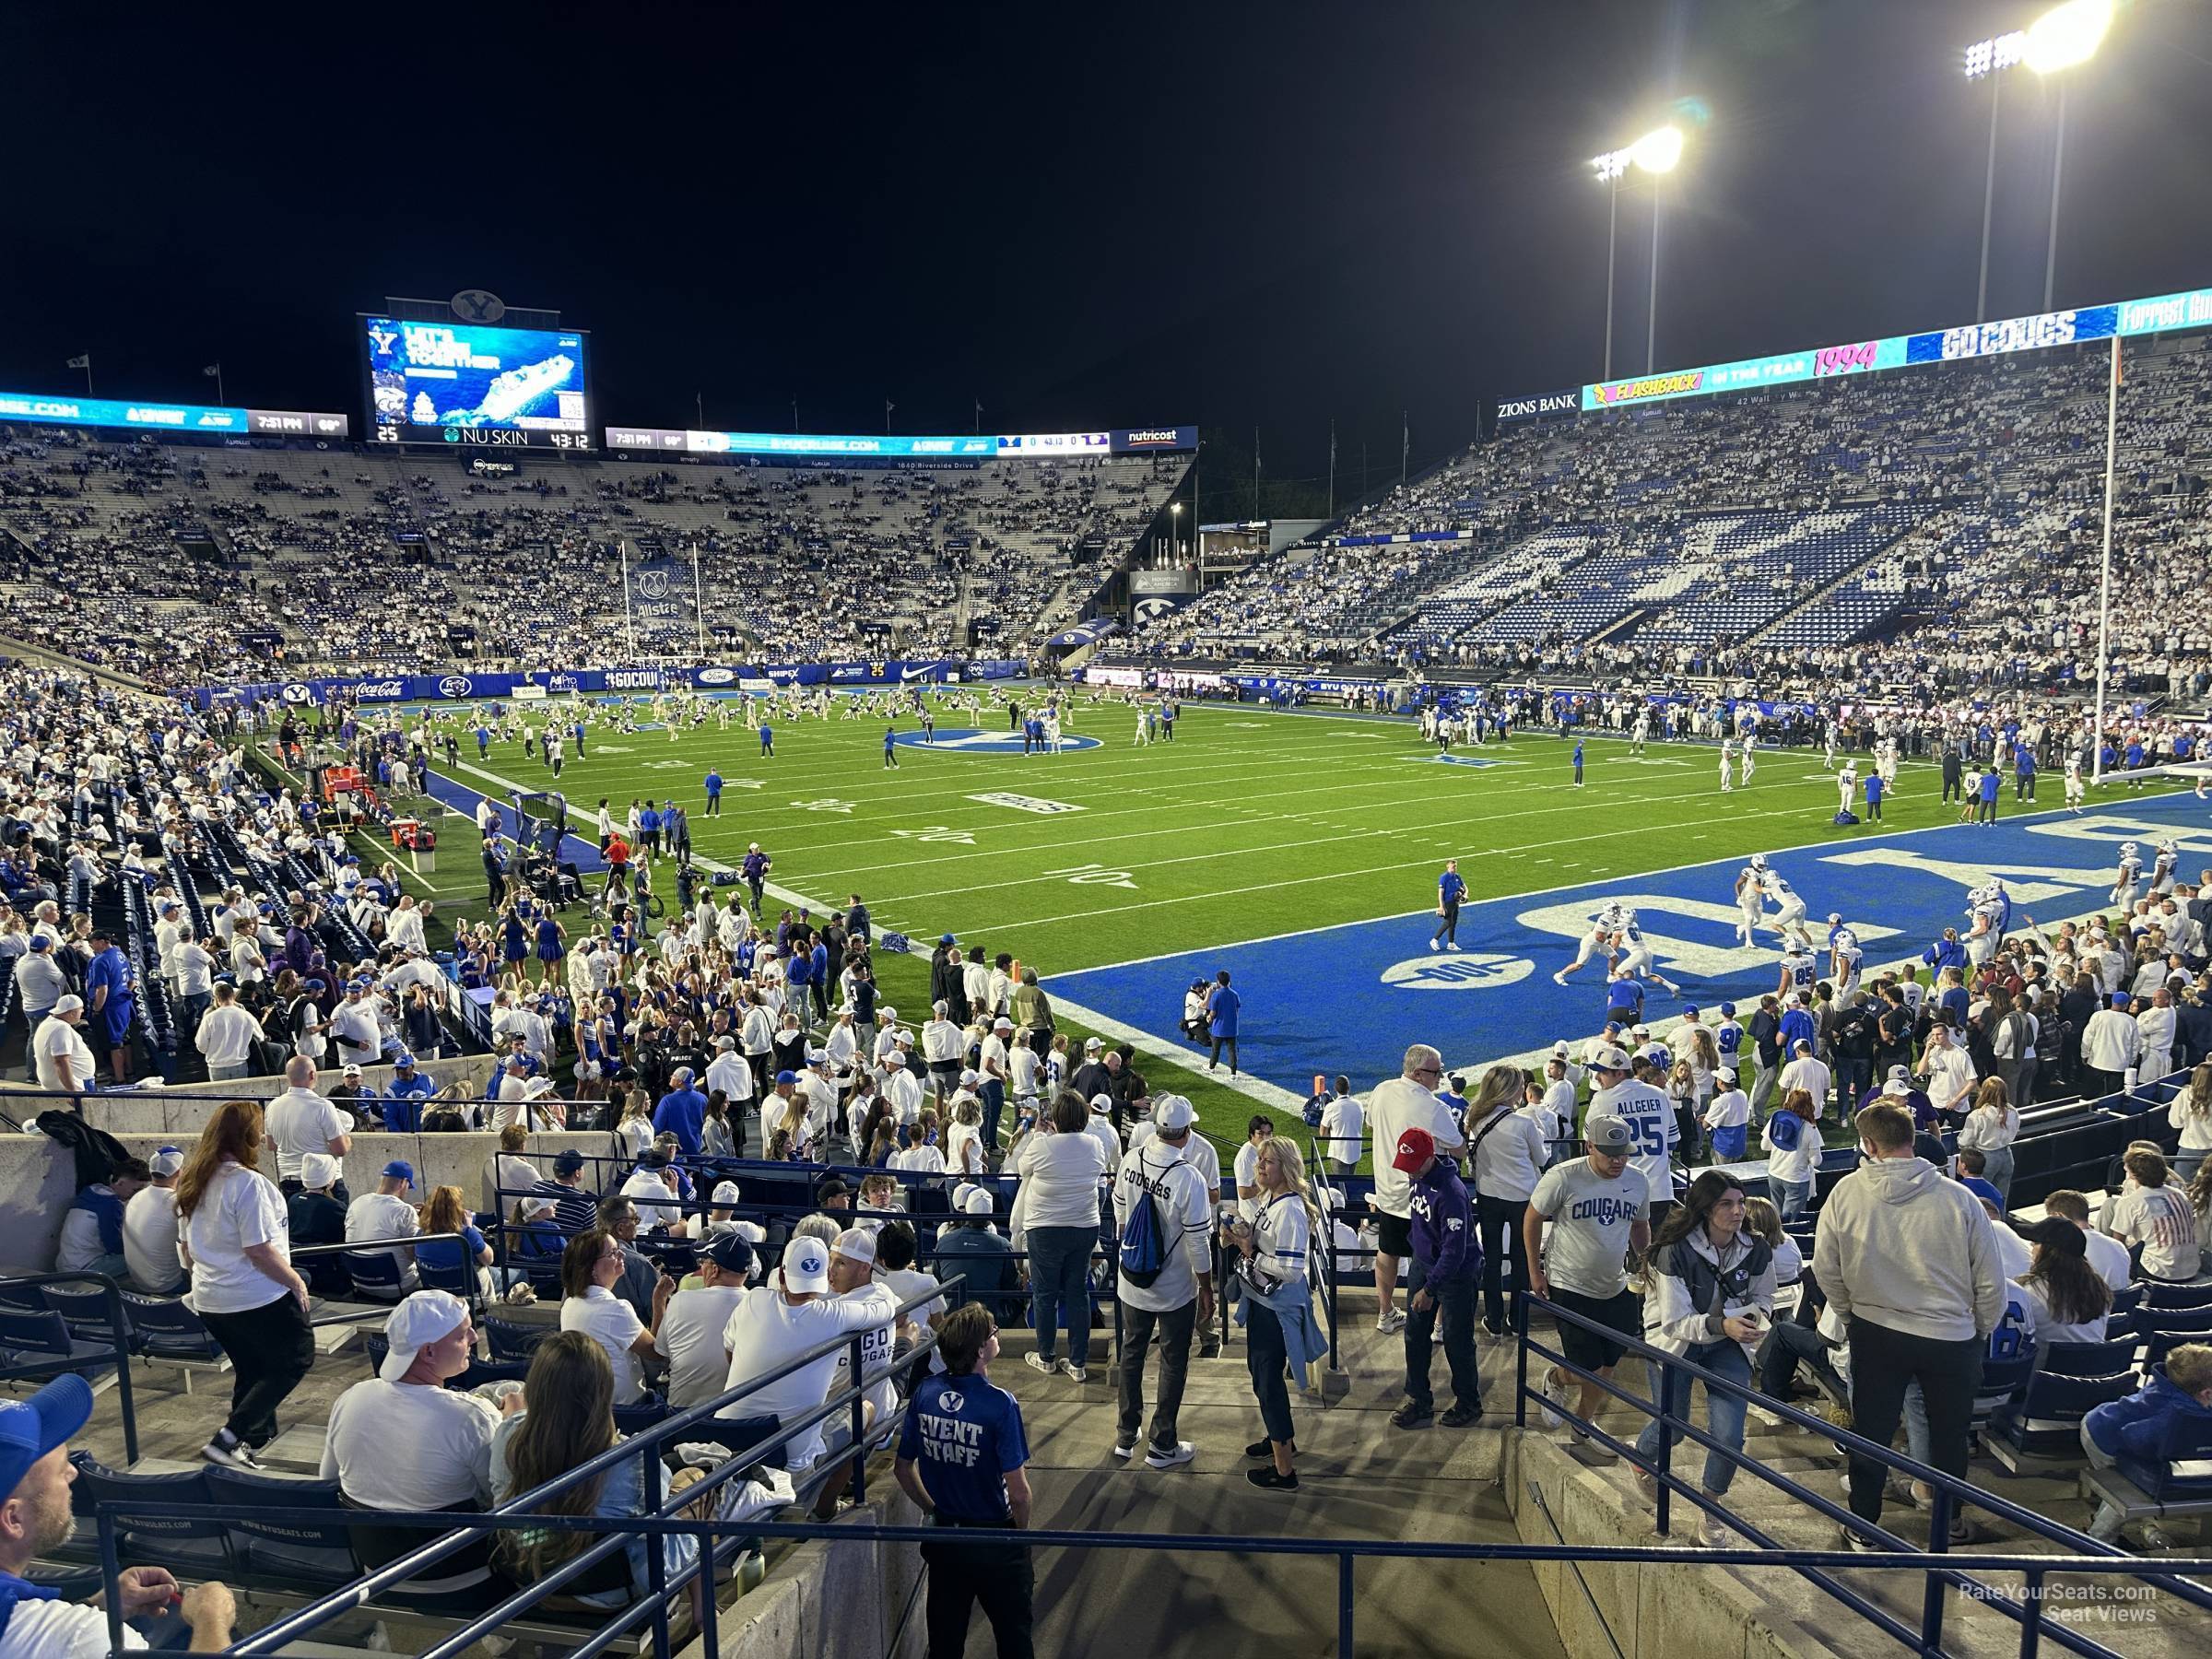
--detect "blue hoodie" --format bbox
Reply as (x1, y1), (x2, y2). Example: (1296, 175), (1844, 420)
(1407, 1159), (1481, 1282)
(2084, 1366), (2212, 1463)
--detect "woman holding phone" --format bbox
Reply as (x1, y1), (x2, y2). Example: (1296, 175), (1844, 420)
(1630, 1171), (1776, 1549)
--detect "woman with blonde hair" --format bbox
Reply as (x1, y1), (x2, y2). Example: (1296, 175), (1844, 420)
(614, 1088), (654, 1160)
(1464, 1063), (1548, 1337)
(1228, 1135), (1326, 1493)
(2170, 1061), (2212, 1180)
(176, 1099), (314, 1468)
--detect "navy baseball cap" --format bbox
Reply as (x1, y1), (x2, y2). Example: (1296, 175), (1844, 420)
(707, 1232), (757, 1277)
(1719, 1002), (1736, 1018)
(0, 1375), (93, 1500)
(553, 1149), (586, 1176)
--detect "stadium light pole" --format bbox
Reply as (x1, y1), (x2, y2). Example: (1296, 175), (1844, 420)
(1593, 125), (1684, 383)
(1965, 1), (2114, 317)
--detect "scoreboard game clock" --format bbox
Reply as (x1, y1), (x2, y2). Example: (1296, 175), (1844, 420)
(360, 314), (594, 450)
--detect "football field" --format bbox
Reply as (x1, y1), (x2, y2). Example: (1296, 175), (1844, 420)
(371, 694), (2209, 1124)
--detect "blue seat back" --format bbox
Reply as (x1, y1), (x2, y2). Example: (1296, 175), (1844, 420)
(68, 1455), (230, 1568)
(613, 1398), (667, 1436)
(122, 1295), (222, 1361)
(2109, 1284), (2143, 1319)
(2145, 1282), (2212, 1312)
(343, 1251), (406, 1300)
(484, 1317), (550, 1363)
(40, 1285), (117, 1345)
(417, 1258), (477, 1298)
(1996, 1371), (2139, 1454)
(2133, 1303), (2212, 1338)
(1971, 1352), (2036, 1419)
(0, 1309), (76, 1362)
(202, 1468), (358, 1585)
(2041, 1337), (2141, 1379)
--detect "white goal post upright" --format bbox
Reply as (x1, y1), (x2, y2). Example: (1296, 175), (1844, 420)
(2091, 332), (2119, 784)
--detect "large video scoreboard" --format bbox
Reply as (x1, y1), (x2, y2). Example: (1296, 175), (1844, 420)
(360, 315), (593, 450)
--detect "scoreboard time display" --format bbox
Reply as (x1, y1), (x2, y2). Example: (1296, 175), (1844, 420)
(361, 316), (593, 450)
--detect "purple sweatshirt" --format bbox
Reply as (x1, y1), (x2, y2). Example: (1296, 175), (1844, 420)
(1408, 1159), (1481, 1282)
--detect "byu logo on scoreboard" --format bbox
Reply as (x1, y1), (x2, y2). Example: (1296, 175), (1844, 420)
(450, 289), (506, 323)
(437, 675), (474, 700)
(1379, 953), (1534, 991)
(634, 570), (675, 601)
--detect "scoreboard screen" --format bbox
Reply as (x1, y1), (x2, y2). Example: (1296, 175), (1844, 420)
(362, 316), (593, 450)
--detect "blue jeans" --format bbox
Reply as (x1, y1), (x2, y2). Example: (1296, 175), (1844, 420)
(1772, 1177), (1812, 1224)
(1027, 1225), (1093, 1370)
(1635, 1339), (1751, 1496)
(980, 1079), (1005, 1156)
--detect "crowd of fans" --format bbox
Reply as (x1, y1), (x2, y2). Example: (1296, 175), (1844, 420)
(0, 433), (1186, 689)
(1123, 334), (2212, 714)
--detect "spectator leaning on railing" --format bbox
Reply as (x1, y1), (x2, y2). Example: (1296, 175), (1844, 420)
(1812, 1100), (2006, 1549)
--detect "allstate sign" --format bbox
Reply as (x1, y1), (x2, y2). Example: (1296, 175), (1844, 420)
(1379, 953), (1534, 990)
(436, 675), (474, 700)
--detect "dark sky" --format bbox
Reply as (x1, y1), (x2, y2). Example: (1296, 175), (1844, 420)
(6, 1), (2209, 484)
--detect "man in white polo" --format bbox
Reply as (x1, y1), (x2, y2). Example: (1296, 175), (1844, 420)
(33, 996), (96, 1099)
(265, 1056), (352, 1194)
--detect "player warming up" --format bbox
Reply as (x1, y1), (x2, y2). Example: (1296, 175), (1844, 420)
(1732, 864), (1765, 948)
(1552, 903), (1620, 987)
(1612, 907), (1680, 997)
(1751, 855), (1814, 950)
(1718, 736), (1736, 793)
(2112, 841), (2143, 910)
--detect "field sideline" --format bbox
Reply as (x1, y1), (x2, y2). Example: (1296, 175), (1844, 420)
(253, 695), (2193, 1155)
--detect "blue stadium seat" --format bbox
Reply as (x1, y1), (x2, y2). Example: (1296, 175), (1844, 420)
(341, 1250), (408, 1301)
(201, 1467), (359, 1586)
(484, 1316), (550, 1364)
(2040, 1336), (2142, 1378)
(1990, 1371), (2139, 1469)
(67, 1455), (229, 1575)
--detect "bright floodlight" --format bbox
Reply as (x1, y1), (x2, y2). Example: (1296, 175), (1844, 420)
(1630, 125), (1684, 174)
(2025, 0), (2114, 74)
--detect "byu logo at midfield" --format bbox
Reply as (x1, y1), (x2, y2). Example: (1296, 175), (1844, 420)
(1380, 954), (1534, 991)
(893, 728), (1101, 755)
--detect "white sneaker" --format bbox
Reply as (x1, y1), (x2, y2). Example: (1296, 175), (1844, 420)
(1747, 1405), (1784, 1429)
(1429, 939), (1441, 952)
(1695, 1515), (1736, 1550)
(1375, 1309), (1407, 1334)
(1144, 1440), (1195, 1470)
(1024, 1351), (1055, 1376)
(1065, 1365), (1088, 1383)
(1446, 942), (1461, 951)
(1552, 972), (1570, 987)
(1539, 1371), (1576, 1430)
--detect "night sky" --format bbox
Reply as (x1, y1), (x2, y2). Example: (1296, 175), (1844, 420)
(7, 1), (2210, 493)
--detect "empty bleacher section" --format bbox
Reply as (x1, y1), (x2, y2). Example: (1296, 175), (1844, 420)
(0, 433), (1188, 687)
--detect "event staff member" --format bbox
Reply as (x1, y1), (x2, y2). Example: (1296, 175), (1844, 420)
(894, 1303), (1033, 1659)
(1430, 859), (1466, 951)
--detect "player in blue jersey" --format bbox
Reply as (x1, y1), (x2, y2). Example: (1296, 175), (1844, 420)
(1430, 860), (1466, 951)
(883, 725), (900, 769)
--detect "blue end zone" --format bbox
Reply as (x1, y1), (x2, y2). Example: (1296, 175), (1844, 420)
(1045, 792), (2212, 1093)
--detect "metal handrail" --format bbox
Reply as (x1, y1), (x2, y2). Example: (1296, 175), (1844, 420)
(0, 1270), (138, 1464)
(161, 1275), (960, 1657)
(1513, 1289), (2212, 1659)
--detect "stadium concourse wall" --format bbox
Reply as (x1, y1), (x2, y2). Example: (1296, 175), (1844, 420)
(182, 659), (1030, 712)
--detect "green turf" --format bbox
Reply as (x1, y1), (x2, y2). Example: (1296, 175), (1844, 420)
(264, 695), (2117, 1159)
(426, 698), (2006, 975)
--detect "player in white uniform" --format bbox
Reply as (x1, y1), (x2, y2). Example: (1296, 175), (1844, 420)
(1757, 860), (1813, 949)
(1613, 908), (1680, 996)
(1962, 889), (2001, 970)
(1630, 711), (1650, 756)
(1876, 737), (1900, 796)
(1043, 712), (1064, 754)
(1837, 762), (1859, 818)
(1739, 735), (1756, 787)
(1732, 865), (1765, 948)
(1822, 719), (1839, 771)
(1718, 738), (1736, 793)
(2152, 838), (2180, 897)
(1553, 904), (1622, 986)
(2112, 841), (2143, 910)
(1826, 915), (1864, 999)
(1775, 942), (1819, 1004)
(2065, 752), (2086, 812)
(1133, 704), (1150, 747)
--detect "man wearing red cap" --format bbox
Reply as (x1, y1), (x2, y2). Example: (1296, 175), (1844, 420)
(1388, 1128), (1484, 1430)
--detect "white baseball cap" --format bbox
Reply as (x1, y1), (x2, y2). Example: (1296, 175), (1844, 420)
(711, 1180), (742, 1206)
(1153, 1094), (1198, 1130)
(831, 1228), (877, 1268)
(378, 1290), (469, 1382)
(962, 1189), (995, 1216)
(300, 1152), (340, 1191)
(782, 1235), (831, 1293)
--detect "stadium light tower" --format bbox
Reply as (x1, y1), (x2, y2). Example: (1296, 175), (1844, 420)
(1593, 124), (1684, 382)
(1963, 0), (2115, 319)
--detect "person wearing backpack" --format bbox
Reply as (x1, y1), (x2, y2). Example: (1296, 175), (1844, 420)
(1111, 1094), (1215, 1470)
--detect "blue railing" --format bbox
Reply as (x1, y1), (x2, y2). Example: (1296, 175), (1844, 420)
(1513, 1289), (2212, 1659)
(94, 1275), (959, 1656)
